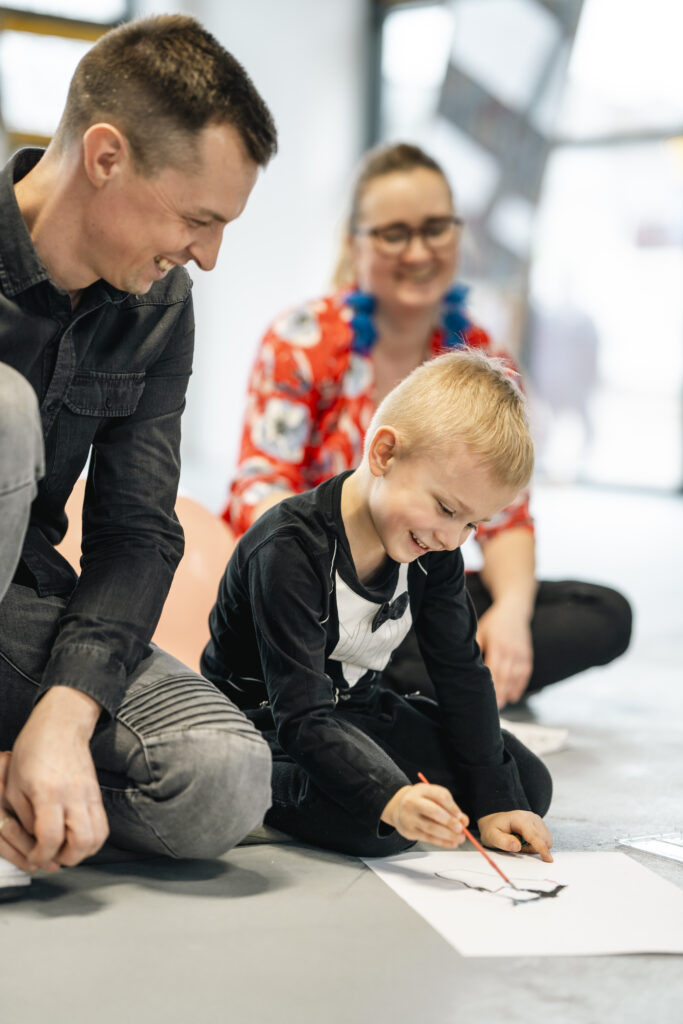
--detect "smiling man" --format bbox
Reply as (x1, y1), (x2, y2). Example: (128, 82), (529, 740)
(0, 15), (277, 894)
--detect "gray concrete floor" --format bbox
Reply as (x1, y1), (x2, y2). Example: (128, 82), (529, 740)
(3, 484), (682, 1024)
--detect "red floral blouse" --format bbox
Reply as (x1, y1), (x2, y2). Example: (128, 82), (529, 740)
(224, 291), (533, 542)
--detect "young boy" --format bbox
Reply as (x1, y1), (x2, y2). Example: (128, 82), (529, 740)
(202, 351), (554, 859)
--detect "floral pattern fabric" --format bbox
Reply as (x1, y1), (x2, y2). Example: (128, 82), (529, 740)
(224, 291), (533, 543)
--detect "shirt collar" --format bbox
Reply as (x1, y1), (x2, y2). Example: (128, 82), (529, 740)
(0, 147), (128, 306)
(0, 148), (53, 298)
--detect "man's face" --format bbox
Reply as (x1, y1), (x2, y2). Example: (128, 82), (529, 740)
(89, 122), (258, 294)
(367, 442), (517, 565)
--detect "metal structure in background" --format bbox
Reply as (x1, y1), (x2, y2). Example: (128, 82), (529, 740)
(373, 0), (585, 287)
(439, 0), (584, 285)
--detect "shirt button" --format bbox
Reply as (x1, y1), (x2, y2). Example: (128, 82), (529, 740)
(105, 397), (113, 409)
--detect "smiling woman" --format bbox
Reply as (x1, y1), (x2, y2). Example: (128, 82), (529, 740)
(221, 141), (632, 711)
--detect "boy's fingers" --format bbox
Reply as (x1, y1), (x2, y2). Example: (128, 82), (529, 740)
(517, 823), (554, 863)
(420, 801), (464, 832)
(420, 785), (469, 827)
(420, 822), (466, 847)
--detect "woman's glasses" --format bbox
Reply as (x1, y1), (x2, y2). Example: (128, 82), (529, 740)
(354, 215), (463, 257)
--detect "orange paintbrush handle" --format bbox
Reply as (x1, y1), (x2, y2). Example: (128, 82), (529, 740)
(416, 771), (515, 889)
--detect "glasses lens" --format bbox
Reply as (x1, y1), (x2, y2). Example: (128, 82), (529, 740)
(374, 225), (411, 255)
(422, 217), (459, 248)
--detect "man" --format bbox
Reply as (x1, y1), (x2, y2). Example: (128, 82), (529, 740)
(0, 14), (278, 893)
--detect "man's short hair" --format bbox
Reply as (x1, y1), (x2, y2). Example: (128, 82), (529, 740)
(367, 349), (534, 491)
(55, 14), (277, 173)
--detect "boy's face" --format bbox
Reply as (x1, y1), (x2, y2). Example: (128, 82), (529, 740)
(367, 441), (518, 564)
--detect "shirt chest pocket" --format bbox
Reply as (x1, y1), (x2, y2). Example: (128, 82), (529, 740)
(63, 370), (146, 417)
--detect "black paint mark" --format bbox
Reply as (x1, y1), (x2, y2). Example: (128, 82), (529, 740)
(435, 872), (567, 906)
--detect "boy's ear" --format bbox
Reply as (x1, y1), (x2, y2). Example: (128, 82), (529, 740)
(367, 426), (400, 477)
(82, 123), (130, 188)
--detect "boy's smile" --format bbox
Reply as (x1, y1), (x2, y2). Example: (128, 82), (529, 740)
(370, 447), (517, 565)
(342, 430), (519, 582)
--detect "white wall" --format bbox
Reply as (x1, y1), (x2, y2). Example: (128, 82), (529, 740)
(136, 0), (370, 510)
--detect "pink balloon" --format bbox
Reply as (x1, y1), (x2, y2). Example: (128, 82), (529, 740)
(57, 481), (236, 672)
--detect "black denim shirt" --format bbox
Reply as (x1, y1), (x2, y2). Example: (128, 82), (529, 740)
(0, 149), (195, 715)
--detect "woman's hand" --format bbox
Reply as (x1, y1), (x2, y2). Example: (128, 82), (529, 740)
(477, 809), (553, 862)
(381, 783), (468, 848)
(476, 601), (533, 708)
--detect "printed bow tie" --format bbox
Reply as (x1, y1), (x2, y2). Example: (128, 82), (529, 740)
(371, 592), (409, 633)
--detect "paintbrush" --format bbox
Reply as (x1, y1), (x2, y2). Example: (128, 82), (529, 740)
(417, 771), (518, 890)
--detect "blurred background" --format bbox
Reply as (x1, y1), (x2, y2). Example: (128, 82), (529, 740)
(1, 0), (681, 510)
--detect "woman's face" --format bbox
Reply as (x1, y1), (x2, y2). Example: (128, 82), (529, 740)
(350, 168), (459, 316)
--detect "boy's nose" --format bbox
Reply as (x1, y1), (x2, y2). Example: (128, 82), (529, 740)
(436, 523), (471, 551)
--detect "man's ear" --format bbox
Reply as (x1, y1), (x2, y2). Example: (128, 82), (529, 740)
(367, 426), (401, 477)
(82, 123), (130, 188)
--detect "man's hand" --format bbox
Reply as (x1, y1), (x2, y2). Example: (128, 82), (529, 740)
(478, 809), (553, 863)
(381, 783), (468, 848)
(3, 687), (109, 870)
(476, 601), (533, 708)
(0, 752), (58, 872)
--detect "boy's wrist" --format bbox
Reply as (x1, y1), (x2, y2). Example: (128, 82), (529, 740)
(380, 786), (411, 829)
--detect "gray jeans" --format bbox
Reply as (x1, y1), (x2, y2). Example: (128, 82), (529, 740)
(0, 362), (271, 858)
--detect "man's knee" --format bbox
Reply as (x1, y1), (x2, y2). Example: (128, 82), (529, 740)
(100, 661), (274, 859)
(128, 720), (272, 860)
(0, 364), (43, 489)
(173, 725), (272, 858)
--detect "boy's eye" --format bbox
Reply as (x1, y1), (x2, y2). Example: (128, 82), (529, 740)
(438, 502), (454, 517)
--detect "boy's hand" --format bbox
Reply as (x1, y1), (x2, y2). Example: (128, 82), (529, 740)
(477, 809), (553, 863)
(381, 783), (468, 849)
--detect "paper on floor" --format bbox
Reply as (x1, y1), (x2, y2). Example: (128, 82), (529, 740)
(499, 717), (569, 756)
(619, 832), (683, 863)
(362, 850), (683, 957)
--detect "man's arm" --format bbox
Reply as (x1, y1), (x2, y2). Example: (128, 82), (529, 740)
(7, 290), (194, 868)
(36, 293), (194, 716)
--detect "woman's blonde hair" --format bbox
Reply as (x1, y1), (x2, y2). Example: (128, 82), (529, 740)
(366, 349), (534, 490)
(332, 142), (454, 289)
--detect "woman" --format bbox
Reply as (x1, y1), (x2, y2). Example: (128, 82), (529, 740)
(224, 142), (631, 708)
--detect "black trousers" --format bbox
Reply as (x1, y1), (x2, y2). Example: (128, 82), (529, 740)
(259, 689), (552, 859)
(382, 574), (633, 701)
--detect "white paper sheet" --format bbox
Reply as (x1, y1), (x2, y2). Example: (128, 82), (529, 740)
(363, 850), (683, 957)
(619, 833), (683, 863)
(499, 718), (569, 756)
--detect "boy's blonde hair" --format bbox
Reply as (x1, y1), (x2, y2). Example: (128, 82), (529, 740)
(366, 350), (534, 490)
